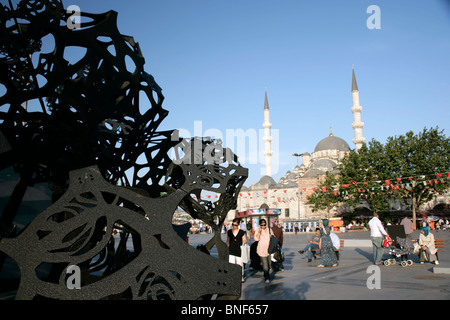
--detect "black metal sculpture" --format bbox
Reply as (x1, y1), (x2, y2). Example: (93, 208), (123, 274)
(165, 136), (248, 265)
(166, 137), (247, 261)
(0, 0), (248, 300)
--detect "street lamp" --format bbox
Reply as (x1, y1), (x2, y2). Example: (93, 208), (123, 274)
(292, 153), (304, 166)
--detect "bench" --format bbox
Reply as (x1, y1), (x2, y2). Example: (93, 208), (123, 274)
(348, 226), (365, 232)
(435, 239), (445, 259)
(311, 239), (344, 260)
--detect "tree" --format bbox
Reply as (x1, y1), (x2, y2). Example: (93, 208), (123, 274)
(307, 127), (450, 226)
(308, 140), (395, 216)
(336, 140), (394, 214)
(383, 127), (450, 229)
(307, 171), (340, 218)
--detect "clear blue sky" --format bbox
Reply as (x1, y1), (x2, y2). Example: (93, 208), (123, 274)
(9, 0), (450, 187)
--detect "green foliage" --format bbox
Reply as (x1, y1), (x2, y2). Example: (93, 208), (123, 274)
(306, 127), (450, 219)
(384, 127), (450, 212)
(307, 171), (339, 215)
(337, 140), (393, 213)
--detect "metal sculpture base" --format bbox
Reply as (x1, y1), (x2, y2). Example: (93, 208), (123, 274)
(0, 166), (241, 300)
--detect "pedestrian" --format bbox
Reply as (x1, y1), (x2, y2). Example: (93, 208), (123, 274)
(400, 216), (413, 238)
(254, 218), (273, 283)
(240, 220), (247, 232)
(368, 212), (389, 265)
(271, 218), (284, 271)
(246, 220), (253, 239)
(317, 219), (338, 268)
(418, 226), (439, 265)
(227, 218), (247, 282)
(298, 228), (320, 262)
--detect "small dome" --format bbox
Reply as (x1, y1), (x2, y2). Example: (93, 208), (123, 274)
(314, 134), (350, 152)
(286, 172), (297, 180)
(252, 175), (277, 190)
(283, 180), (298, 188)
(310, 159), (338, 171)
(301, 168), (325, 178)
(257, 175), (277, 185)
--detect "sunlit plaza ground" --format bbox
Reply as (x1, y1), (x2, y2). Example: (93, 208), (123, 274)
(188, 229), (450, 300)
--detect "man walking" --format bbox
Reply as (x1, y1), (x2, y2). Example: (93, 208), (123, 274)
(400, 216), (413, 238)
(368, 212), (389, 265)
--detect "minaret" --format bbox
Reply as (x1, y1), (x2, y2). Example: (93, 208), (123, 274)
(262, 89), (273, 177)
(351, 66), (365, 150)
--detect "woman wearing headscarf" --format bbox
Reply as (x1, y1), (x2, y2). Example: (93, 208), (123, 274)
(318, 219), (338, 268)
(418, 226), (439, 265)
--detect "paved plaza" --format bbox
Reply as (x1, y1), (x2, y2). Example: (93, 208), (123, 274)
(189, 229), (450, 300)
(1, 229), (448, 301)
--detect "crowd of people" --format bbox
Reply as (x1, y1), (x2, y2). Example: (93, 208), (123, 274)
(225, 217), (285, 284)
(224, 213), (446, 285)
(345, 216), (450, 232)
(225, 217), (340, 284)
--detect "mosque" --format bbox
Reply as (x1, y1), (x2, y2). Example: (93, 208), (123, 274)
(233, 67), (365, 231)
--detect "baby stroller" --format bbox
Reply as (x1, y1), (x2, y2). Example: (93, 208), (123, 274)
(383, 225), (415, 267)
(384, 236), (415, 267)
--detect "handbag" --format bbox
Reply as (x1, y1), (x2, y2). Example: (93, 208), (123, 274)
(240, 243), (250, 264)
(419, 248), (429, 262)
(382, 235), (393, 248)
(271, 247), (284, 263)
(268, 235), (279, 254)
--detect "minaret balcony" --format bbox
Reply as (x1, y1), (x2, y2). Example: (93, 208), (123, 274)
(351, 106), (362, 113)
(352, 122), (364, 129)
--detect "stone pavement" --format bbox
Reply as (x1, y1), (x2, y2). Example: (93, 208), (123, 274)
(189, 229), (450, 300)
(1, 230), (448, 300)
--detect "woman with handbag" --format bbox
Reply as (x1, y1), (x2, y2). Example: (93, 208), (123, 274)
(418, 226), (439, 265)
(254, 219), (273, 284)
(227, 218), (247, 282)
(317, 219), (338, 268)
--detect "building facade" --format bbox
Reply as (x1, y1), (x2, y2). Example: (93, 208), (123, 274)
(232, 68), (365, 229)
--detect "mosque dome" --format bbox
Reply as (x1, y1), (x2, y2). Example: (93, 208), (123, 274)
(301, 168), (324, 178)
(251, 175), (277, 190)
(310, 158), (338, 171)
(283, 180), (298, 188)
(314, 133), (350, 152)
(285, 172), (297, 180)
(257, 175), (277, 185)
